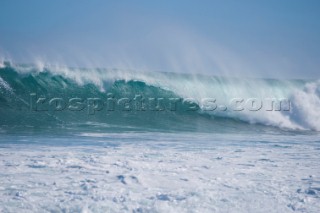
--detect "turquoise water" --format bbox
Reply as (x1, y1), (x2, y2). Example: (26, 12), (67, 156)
(0, 63), (320, 212)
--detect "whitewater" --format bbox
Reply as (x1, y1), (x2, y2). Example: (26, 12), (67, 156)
(0, 62), (320, 212)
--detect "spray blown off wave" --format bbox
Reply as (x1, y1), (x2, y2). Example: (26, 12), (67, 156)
(0, 62), (319, 132)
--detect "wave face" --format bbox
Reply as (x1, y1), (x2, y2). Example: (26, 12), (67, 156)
(0, 63), (319, 132)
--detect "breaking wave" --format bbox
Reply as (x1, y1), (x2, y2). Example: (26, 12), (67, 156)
(0, 62), (319, 132)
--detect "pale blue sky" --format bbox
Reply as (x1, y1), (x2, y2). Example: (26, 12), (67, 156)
(0, 0), (320, 78)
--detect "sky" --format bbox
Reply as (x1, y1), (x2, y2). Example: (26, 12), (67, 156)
(0, 0), (320, 79)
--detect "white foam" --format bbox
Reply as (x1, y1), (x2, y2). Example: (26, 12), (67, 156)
(288, 81), (320, 131)
(0, 134), (319, 212)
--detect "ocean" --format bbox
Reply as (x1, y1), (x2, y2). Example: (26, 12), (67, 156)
(0, 62), (319, 212)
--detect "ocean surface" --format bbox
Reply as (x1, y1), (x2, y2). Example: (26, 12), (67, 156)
(0, 62), (319, 212)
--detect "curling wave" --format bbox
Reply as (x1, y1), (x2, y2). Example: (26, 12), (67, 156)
(0, 62), (319, 132)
